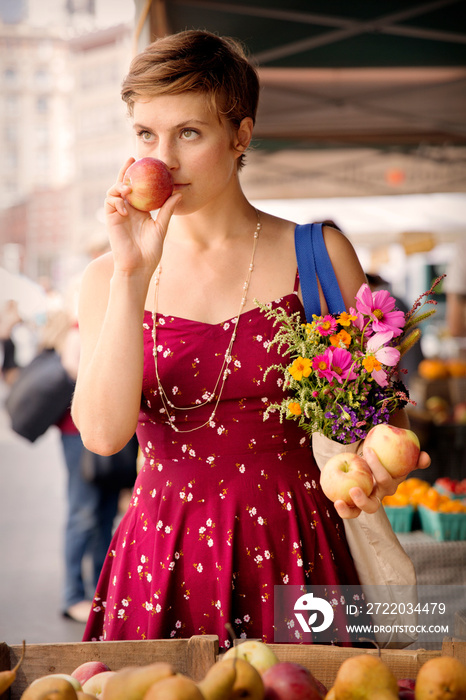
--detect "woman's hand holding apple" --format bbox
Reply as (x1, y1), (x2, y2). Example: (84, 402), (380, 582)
(321, 425), (431, 519)
(104, 157), (181, 283)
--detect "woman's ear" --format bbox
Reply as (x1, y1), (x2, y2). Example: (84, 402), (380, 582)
(235, 117), (254, 153)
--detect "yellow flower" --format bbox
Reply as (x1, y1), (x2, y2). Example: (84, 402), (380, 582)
(289, 357), (312, 381)
(288, 402), (302, 416)
(338, 312), (357, 327)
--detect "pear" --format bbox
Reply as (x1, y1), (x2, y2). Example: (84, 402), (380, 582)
(0, 639), (25, 696)
(21, 676), (78, 700)
(222, 641), (280, 675)
(219, 658), (264, 700)
(102, 663), (175, 700)
(332, 654), (398, 700)
(198, 659), (237, 700)
(143, 675), (204, 700)
(414, 656), (466, 699)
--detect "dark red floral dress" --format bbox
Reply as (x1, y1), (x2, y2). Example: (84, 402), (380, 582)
(83, 280), (361, 647)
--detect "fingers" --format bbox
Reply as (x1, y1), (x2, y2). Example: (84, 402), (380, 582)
(105, 183), (133, 217)
(362, 446), (398, 493)
(334, 500), (361, 520)
(417, 451), (431, 470)
(118, 157), (136, 183)
(154, 192), (182, 234)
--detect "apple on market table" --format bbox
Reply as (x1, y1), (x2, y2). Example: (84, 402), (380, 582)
(363, 424), (420, 478)
(123, 157), (173, 212)
(222, 640), (280, 675)
(71, 661), (111, 687)
(81, 670), (116, 697)
(320, 452), (373, 506)
(262, 662), (325, 700)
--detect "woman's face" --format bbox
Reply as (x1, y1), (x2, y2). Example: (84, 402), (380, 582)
(132, 91), (251, 215)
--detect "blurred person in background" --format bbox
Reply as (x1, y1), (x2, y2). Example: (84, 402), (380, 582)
(39, 307), (135, 623)
(0, 299), (21, 385)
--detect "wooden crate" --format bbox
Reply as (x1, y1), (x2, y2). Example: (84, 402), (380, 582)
(266, 638), (466, 690)
(1, 636), (465, 699)
(0, 635), (218, 700)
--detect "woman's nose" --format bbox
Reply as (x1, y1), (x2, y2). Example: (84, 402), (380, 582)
(150, 140), (178, 171)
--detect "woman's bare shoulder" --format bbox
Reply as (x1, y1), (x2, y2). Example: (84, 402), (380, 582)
(78, 252), (114, 320)
(81, 251), (114, 291)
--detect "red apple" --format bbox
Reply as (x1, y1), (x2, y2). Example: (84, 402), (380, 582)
(262, 662), (324, 700)
(71, 662), (111, 687)
(320, 452), (374, 506)
(364, 424), (420, 478)
(123, 157), (173, 211)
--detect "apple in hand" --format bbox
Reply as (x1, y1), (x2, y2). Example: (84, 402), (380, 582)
(222, 640), (280, 675)
(320, 452), (373, 506)
(364, 424), (420, 478)
(123, 157), (173, 211)
(71, 662), (111, 687)
(262, 662), (324, 700)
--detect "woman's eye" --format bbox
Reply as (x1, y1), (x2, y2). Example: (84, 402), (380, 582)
(181, 129), (198, 140)
(137, 130), (153, 142)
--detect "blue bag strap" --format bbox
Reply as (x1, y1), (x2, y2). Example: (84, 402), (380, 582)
(294, 223), (346, 319)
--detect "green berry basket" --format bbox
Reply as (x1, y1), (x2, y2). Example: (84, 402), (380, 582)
(384, 505), (415, 533)
(418, 504), (466, 541)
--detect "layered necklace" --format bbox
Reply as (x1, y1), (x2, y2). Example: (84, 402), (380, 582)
(151, 210), (262, 433)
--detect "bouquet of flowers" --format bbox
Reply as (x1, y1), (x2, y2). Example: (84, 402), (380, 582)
(257, 277), (443, 445)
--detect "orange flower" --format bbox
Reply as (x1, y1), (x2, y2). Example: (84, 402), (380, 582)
(289, 357), (312, 381)
(288, 402), (302, 416)
(330, 329), (352, 348)
(362, 356), (382, 373)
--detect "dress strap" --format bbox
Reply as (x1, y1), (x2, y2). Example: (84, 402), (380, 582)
(293, 268), (300, 293)
(294, 223), (345, 319)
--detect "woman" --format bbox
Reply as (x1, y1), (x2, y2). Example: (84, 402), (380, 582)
(72, 30), (429, 646)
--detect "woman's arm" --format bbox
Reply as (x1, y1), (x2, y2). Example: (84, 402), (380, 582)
(71, 159), (181, 455)
(71, 255), (148, 454)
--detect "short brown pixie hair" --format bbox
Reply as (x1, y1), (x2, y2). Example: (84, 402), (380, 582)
(121, 29), (260, 168)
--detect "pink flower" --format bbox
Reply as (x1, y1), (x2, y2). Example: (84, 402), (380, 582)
(315, 315), (338, 336)
(349, 306), (366, 333)
(355, 284), (405, 338)
(363, 332), (401, 386)
(313, 347), (357, 384)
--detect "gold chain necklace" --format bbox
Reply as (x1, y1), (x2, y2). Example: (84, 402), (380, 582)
(151, 210), (261, 433)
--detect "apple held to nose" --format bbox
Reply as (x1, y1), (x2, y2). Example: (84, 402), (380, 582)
(123, 157), (174, 212)
(320, 452), (373, 506)
(364, 424), (420, 478)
